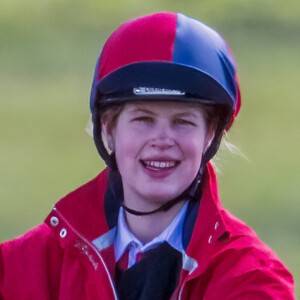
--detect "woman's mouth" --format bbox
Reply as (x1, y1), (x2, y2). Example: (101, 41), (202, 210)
(141, 160), (179, 170)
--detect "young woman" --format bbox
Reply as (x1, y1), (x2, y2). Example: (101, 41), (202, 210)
(0, 12), (295, 300)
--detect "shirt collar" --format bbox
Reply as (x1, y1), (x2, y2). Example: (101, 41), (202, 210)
(114, 201), (189, 262)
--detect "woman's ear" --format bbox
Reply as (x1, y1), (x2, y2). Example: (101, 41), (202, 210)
(106, 132), (115, 152)
(99, 106), (123, 154)
(204, 125), (215, 153)
(101, 118), (115, 153)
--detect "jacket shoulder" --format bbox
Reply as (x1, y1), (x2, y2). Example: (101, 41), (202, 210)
(0, 223), (63, 273)
(0, 223), (63, 298)
(207, 246), (295, 299)
(206, 209), (295, 299)
(1, 222), (60, 254)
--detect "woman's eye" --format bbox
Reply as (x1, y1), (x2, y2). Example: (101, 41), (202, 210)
(174, 118), (195, 126)
(133, 116), (154, 123)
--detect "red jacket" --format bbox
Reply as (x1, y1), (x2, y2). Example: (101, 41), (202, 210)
(0, 163), (295, 299)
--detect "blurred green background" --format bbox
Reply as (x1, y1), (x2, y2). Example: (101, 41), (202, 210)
(1, 0), (299, 296)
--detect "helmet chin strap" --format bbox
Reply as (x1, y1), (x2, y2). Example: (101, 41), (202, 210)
(121, 160), (206, 216)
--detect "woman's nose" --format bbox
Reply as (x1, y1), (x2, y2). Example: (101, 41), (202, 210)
(151, 138), (174, 150)
(150, 124), (175, 150)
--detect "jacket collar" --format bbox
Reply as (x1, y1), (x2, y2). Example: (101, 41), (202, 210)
(183, 162), (231, 277)
(45, 168), (111, 244)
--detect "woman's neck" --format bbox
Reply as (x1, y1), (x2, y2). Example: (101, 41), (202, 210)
(123, 200), (186, 245)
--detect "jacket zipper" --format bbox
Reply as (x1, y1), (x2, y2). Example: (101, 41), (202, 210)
(54, 208), (119, 300)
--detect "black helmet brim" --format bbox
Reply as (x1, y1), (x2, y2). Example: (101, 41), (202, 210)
(92, 61), (235, 112)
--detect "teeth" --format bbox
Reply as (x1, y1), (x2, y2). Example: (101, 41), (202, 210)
(154, 161), (160, 168)
(144, 160), (177, 169)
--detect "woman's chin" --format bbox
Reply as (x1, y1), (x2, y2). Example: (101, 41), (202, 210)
(139, 191), (182, 207)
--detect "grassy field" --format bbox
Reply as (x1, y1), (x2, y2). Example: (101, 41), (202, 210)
(1, 1), (299, 297)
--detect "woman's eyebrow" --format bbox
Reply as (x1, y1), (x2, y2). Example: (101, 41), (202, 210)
(174, 111), (199, 118)
(130, 107), (156, 115)
(129, 106), (199, 118)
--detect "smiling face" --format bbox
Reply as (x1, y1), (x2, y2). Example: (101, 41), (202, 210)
(103, 101), (213, 211)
